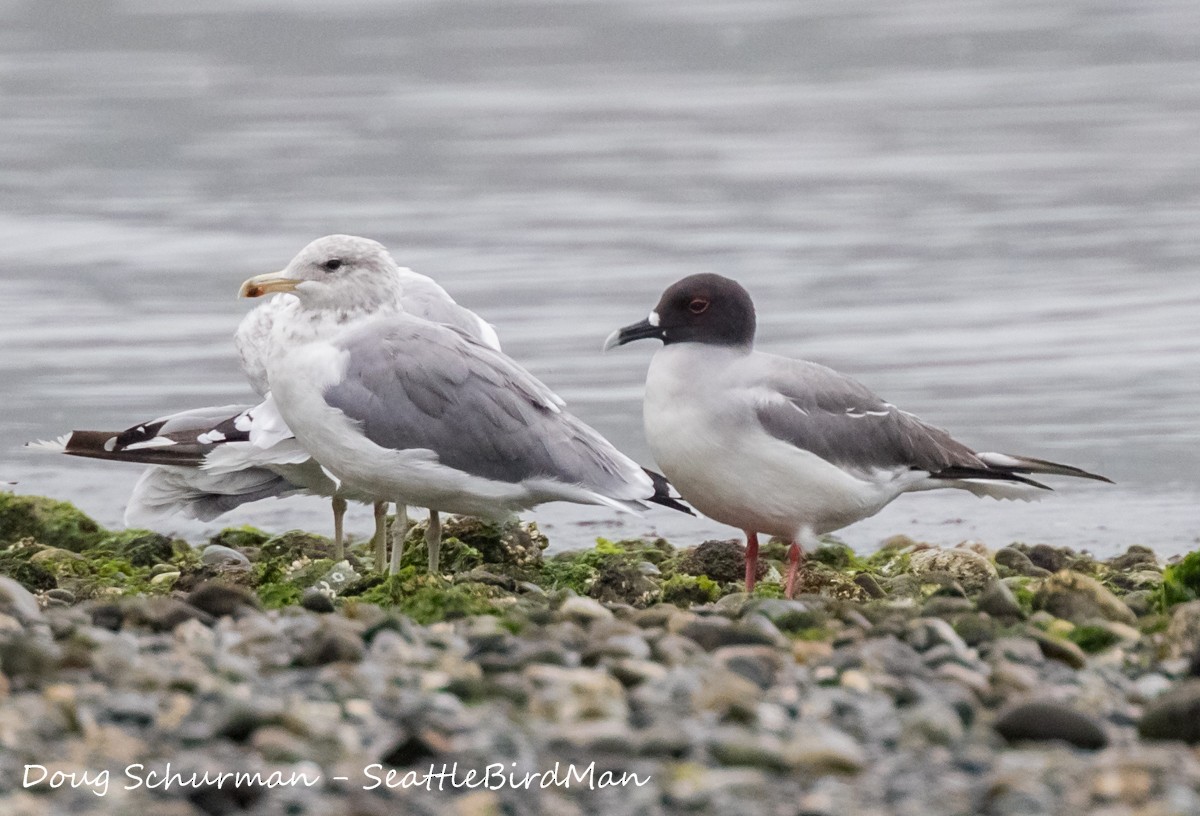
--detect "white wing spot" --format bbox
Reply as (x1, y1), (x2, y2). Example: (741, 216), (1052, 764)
(197, 430), (227, 444)
(124, 437), (177, 451)
(103, 437), (117, 452)
(648, 311), (660, 327)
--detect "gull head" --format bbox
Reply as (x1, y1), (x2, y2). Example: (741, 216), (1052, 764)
(239, 235), (403, 312)
(604, 272), (756, 351)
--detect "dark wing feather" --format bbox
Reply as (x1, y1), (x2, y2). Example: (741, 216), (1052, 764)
(754, 359), (987, 477)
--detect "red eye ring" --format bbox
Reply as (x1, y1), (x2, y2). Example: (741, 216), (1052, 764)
(688, 298), (710, 315)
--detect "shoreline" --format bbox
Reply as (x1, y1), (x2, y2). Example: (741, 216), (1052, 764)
(2, 492), (1200, 814)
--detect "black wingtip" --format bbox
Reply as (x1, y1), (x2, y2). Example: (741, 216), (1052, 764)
(643, 467), (694, 515)
(931, 465), (1053, 490)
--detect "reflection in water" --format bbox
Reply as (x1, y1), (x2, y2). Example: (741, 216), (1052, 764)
(2, 0), (1198, 554)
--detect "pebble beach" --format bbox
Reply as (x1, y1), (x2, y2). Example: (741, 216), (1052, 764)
(2, 491), (1200, 815)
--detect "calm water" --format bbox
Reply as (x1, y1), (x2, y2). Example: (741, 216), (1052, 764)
(2, 0), (1198, 556)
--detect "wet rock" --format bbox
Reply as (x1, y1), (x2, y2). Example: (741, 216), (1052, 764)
(952, 613), (998, 647)
(379, 728), (453, 766)
(582, 632), (652, 663)
(742, 599), (824, 632)
(676, 539), (756, 584)
(300, 587), (335, 613)
(200, 544), (251, 569)
(1138, 679), (1200, 743)
(0, 575), (43, 624)
(45, 588), (75, 605)
(994, 547), (1051, 578)
(1033, 570), (1136, 625)
(1026, 544), (1075, 573)
(1164, 600), (1200, 659)
(921, 596), (974, 618)
(693, 669), (761, 719)
(784, 727), (867, 774)
(993, 700), (1108, 749)
(294, 626), (364, 666)
(124, 597), (215, 632)
(852, 573), (886, 598)
(905, 617), (973, 663)
(149, 571), (180, 586)
(901, 699), (966, 745)
(442, 516), (549, 569)
(1026, 629), (1087, 669)
(108, 531), (178, 567)
(976, 579), (1025, 620)
(524, 664), (627, 722)
(708, 729), (790, 771)
(679, 617), (782, 651)
(1111, 569), (1163, 591)
(0, 634), (58, 688)
(589, 559), (660, 607)
(187, 582), (258, 618)
(557, 595), (614, 625)
(712, 645), (786, 690)
(909, 548), (997, 592)
(90, 602), (124, 631)
(262, 530), (345, 563)
(1107, 544), (1158, 571)
(317, 560), (360, 593)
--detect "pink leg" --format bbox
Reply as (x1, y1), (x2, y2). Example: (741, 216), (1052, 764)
(784, 541), (805, 599)
(744, 531), (760, 592)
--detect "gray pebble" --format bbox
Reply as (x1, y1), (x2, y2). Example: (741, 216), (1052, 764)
(993, 700), (1108, 749)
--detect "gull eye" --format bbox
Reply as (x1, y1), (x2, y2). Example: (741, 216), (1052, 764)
(688, 297), (710, 315)
(322, 258), (343, 271)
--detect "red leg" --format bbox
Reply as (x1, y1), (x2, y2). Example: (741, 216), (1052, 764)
(784, 541), (804, 599)
(744, 531), (759, 592)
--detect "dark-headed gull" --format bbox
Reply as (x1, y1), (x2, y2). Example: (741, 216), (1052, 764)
(605, 273), (1110, 598)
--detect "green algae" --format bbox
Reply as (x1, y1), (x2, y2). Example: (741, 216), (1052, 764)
(0, 493), (106, 552)
(357, 570), (503, 623)
(1159, 550), (1200, 609)
(661, 574), (722, 606)
(1067, 624), (1122, 653)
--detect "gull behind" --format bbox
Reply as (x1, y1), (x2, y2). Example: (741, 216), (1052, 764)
(241, 236), (690, 574)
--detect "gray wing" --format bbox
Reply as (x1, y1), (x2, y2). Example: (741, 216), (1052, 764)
(397, 270), (502, 351)
(324, 315), (642, 494)
(753, 358), (985, 476)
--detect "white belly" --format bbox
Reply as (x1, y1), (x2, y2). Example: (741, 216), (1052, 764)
(643, 346), (907, 539)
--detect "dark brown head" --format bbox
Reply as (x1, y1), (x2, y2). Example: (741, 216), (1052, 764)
(604, 273), (757, 350)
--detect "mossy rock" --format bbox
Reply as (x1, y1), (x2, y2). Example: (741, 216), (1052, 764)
(786, 563), (867, 601)
(357, 570), (504, 623)
(260, 530), (338, 563)
(439, 516), (549, 570)
(676, 539), (757, 585)
(589, 560), (660, 607)
(661, 574), (722, 607)
(1161, 550), (1200, 608)
(537, 554), (599, 594)
(209, 526), (273, 552)
(397, 526), (484, 574)
(89, 530), (184, 567)
(0, 543), (58, 591)
(810, 540), (857, 569)
(0, 494), (106, 552)
(1067, 624), (1122, 653)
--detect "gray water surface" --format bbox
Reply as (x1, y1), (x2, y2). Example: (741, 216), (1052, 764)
(2, 0), (1199, 556)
